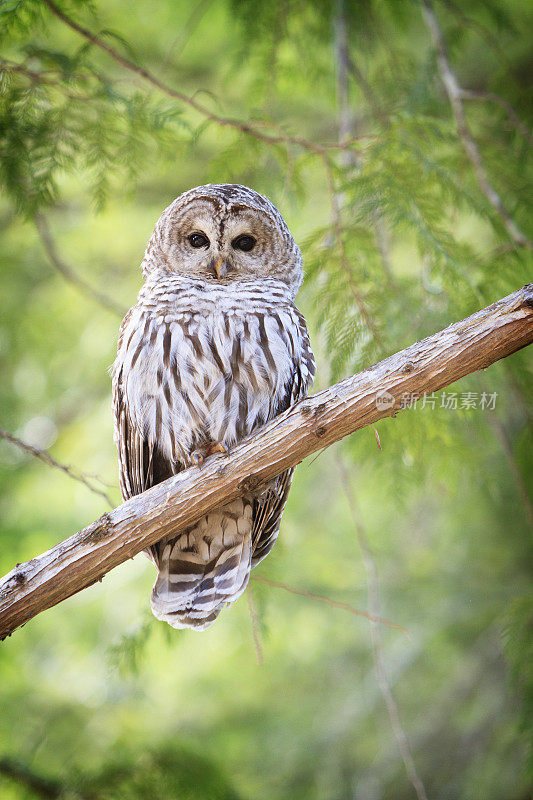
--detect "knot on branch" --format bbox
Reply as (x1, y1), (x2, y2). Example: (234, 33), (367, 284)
(81, 513), (112, 544)
(0, 572), (26, 602)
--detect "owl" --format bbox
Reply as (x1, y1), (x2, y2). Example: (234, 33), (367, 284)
(112, 184), (315, 630)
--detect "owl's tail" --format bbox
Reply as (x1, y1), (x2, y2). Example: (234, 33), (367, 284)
(149, 498), (253, 630)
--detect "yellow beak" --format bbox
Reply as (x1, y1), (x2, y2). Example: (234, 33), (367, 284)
(213, 257), (225, 279)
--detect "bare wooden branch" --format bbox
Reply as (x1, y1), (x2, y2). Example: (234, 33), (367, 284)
(0, 285), (532, 639)
(422, 0), (532, 250)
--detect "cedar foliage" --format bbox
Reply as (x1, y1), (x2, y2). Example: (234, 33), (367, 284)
(0, 1), (532, 798)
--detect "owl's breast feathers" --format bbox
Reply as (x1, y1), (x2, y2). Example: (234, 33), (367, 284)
(112, 277), (315, 629)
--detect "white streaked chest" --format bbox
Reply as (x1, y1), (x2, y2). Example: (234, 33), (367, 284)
(116, 302), (302, 465)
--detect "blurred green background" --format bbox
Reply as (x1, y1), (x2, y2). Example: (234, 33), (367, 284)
(1, 1), (532, 798)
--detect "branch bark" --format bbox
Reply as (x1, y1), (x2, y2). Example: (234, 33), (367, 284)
(1, 285), (532, 640)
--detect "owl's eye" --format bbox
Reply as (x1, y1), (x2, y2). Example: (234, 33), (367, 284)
(232, 235), (256, 252)
(188, 232), (210, 248)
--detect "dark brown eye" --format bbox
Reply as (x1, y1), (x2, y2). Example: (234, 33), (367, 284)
(232, 234), (256, 252)
(188, 232), (209, 248)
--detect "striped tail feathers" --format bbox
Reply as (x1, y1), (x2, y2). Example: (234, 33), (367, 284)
(150, 500), (253, 630)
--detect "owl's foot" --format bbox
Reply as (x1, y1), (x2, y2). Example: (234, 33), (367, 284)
(190, 451), (204, 468)
(205, 441), (230, 458)
(190, 442), (229, 467)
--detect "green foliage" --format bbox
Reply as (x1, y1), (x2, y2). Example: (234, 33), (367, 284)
(83, 744), (243, 800)
(1, 0), (532, 798)
(502, 595), (533, 779)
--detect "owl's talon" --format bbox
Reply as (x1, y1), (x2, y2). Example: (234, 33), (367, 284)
(190, 452), (204, 468)
(206, 441), (230, 457)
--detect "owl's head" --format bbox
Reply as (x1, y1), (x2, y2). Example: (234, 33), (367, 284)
(142, 184), (303, 297)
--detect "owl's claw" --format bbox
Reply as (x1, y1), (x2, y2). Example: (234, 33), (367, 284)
(190, 442), (229, 467)
(205, 441), (230, 458)
(190, 451), (204, 468)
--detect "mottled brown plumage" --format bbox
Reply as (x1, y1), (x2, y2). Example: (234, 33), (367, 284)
(112, 184), (314, 630)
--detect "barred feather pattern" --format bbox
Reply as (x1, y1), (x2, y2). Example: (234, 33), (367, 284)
(113, 278), (314, 629)
(112, 185), (315, 630)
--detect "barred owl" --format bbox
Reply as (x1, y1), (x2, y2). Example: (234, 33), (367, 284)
(112, 184), (315, 630)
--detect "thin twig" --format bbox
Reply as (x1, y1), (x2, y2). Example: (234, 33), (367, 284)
(334, 0), (355, 166)
(459, 89), (533, 150)
(0, 57), (135, 107)
(441, 0), (521, 81)
(487, 411), (533, 534)
(161, 0), (214, 68)
(0, 758), (63, 800)
(332, 27), (426, 792)
(334, 0), (397, 306)
(252, 575), (408, 635)
(338, 457), (429, 800)
(40, 0), (366, 158)
(2, 53), (372, 156)
(324, 160), (384, 347)
(421, 0), (531, 250)
(34, 214), (127, 318)
(0, 426), (114, 508)
(346, 54), (388, 128)
(0, 757), (93, 800)
(246, 587), (263, 665)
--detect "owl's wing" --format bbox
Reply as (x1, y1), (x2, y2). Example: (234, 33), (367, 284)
(113, 366), (177, 501)
(112, 310), (178, 502)
(114, 305), (314, 565)
(251, 309), (315, 565)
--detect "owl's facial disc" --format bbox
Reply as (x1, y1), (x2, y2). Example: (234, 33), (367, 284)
(153, 187), (302, 296)
(167, 198), (279, 282)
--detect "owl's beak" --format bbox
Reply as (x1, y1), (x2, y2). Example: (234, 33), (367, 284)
(212, 256), (228, 279)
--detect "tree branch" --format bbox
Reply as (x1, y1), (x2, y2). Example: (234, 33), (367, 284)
(252, 575), (407, 634)
(0, 426), (114, 508)
(0, 758), (65, 800)
(0, 285), (532, 639)
(245, 587), (263, 666)
(486, 411), (533, 534)
(459, 89), (533, 150)
(34, 214), (127, 318)
(421, 0), (532, 250)
(333, 14), (424, 792)
(440, 0), (521, 81)
(338, 458), (428, 800)
(40, 0), (365, 159)
(0, 757), (93, 800)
